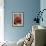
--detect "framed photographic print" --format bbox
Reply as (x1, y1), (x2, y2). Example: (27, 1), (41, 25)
(12, 12), (24, 27)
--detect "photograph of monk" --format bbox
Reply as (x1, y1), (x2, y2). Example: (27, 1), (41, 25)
(12, 12), (24, 26)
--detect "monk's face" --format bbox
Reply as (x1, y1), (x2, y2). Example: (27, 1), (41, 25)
(14, 14), (21, 24)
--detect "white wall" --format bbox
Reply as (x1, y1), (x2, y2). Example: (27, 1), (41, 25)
(40, 0), (46, 9)
(0, 0), (4, 42)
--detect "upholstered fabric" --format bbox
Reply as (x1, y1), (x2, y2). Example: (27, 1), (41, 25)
(17, 37), (25, 46)
(17, 32), (34, 46)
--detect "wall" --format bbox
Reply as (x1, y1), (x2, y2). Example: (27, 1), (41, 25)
(4, 0), (40, 42)
(0, 0), (4, 42)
